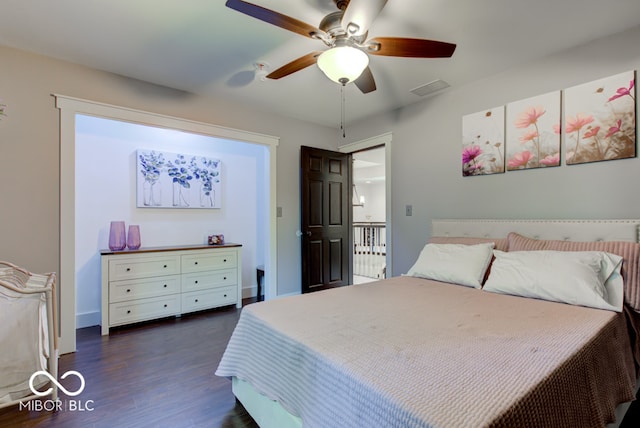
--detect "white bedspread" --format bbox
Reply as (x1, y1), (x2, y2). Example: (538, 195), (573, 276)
(216, 276), (636, 427)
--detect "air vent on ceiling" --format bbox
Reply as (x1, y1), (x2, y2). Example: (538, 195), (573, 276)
(410, 79), (450, 97)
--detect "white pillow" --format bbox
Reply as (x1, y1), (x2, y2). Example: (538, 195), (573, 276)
(483, 250), (623, 312)
(406, 242), (495, 288)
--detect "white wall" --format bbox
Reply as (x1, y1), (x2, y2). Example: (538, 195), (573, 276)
(345, 25), (640, 277)
(75, 114), (265, 327)
(353, 181), (386, 223)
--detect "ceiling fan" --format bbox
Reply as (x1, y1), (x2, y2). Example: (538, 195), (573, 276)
(225, 0), (456, 94)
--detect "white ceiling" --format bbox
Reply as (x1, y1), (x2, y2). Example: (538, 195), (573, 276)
(353, 146), (385, 184)
(1, 0), (640, 128)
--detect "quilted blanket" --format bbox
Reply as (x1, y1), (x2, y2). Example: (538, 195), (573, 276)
(216, 276), (637, 427)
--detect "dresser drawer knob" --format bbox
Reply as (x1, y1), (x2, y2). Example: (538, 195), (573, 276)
(126, 289), (131, 293)
(223, 259), (227, 263)
(194, 280), (198, 284)
(195, 299), (199, 303)
(223, 294), (227, 298)
(223, 277), (227, 280)
(126, 268), (131, 272)
(163, 264), (167, 268)
(164, 304), (168, 308)
(164, 284), (167, 288)
(194, 261), (198, 265)
(127, 310), (131, 314)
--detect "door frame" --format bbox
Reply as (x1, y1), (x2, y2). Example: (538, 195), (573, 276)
(338, 132), (393, 279)
(56, 94), (279, 354)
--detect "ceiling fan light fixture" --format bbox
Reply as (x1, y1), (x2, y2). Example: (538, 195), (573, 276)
(317, 46), (369, 85)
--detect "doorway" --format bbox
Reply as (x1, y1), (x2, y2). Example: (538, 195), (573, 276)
(338, 132), (393, 284)
(352, 146), (386, 284)
(56, 95), (278, 354)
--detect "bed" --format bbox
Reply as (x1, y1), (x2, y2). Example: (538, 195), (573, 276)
(0, 261), (58, 409)
(216, 219), (640, 427)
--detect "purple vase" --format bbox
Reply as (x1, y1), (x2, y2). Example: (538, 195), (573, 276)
(108, 221), (126, 251)
(127, 225), (141, 250)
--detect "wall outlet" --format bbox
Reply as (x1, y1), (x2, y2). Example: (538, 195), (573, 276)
(406, 205), (413, 216)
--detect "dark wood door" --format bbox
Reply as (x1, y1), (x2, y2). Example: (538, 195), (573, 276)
(301, 146), (352, 293)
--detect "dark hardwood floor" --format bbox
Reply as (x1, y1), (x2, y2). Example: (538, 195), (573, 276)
(0, 300), (260, 428)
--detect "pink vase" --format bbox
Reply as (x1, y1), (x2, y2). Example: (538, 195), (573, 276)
(108, 221), (126, 251)
(127, 225), (141, 250)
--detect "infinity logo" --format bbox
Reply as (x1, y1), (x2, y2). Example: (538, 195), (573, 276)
(29, 370), (86, 397)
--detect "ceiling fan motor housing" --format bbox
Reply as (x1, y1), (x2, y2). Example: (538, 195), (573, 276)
(319, 11), (347, 39)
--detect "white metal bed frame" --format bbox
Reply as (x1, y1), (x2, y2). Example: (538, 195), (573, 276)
(0, 261), (58, 409)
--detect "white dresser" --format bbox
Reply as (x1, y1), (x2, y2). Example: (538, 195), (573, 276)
(100, 244), (242, 335)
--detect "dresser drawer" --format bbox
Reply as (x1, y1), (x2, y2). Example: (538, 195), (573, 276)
(181, 286), (237, 313)
(109, 294), (180, 326)
(109, 255), (180, 281)
(181, 252), (237, 273)
(109, 275), (181, 303)
(181, 269), (237, 293)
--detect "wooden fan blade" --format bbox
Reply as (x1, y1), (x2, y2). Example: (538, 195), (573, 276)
(365, 37), (456, 58)
(266, 51), (323, 79)
(225, 0), (325, 39)
(354, 67), (376, 94)
(341, 0), (388, 37)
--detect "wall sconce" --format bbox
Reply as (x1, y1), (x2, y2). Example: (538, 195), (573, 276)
(317, 45), (369, 85)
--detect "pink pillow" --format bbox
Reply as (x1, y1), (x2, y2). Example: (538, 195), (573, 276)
(507, 232), (640, 312)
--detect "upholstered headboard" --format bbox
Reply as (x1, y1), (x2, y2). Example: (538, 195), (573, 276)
(431, 219), (640, 243)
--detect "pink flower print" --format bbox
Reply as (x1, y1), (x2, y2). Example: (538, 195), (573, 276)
(605, 120), (622, 138)
(462, 145), (482, 164)
(582, 126), (600, 139)
(608, 80), (635, 102)
(552, 123), (561, 135)
(565, 113), (594, 134)
(515, 106), (546, 129)
(540, 153), (560, 166)
(565, 151), (575, 162)
(582, 125), (604, 158)
(508, 151), (533, 168)
(469, 162), (484, 172)
(519, 129), (538, 143)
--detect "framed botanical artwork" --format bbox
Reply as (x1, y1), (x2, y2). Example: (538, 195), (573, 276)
(137, 149), (222, 208)
(564, 71), (636, 165)
(505, 91), (561, 171)
(462, 106), (505, 176)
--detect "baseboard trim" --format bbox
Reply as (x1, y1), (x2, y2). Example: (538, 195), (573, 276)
(76, 310), (101, 328)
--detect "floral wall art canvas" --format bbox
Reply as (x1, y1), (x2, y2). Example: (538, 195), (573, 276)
(137, 149), (222, 208)
(564, 71), (636, 165)
(505, 91), (561, 171)
(462, 106), (505, 176)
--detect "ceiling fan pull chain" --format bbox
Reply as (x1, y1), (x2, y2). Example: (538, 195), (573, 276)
(341, 83), (346, 138)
